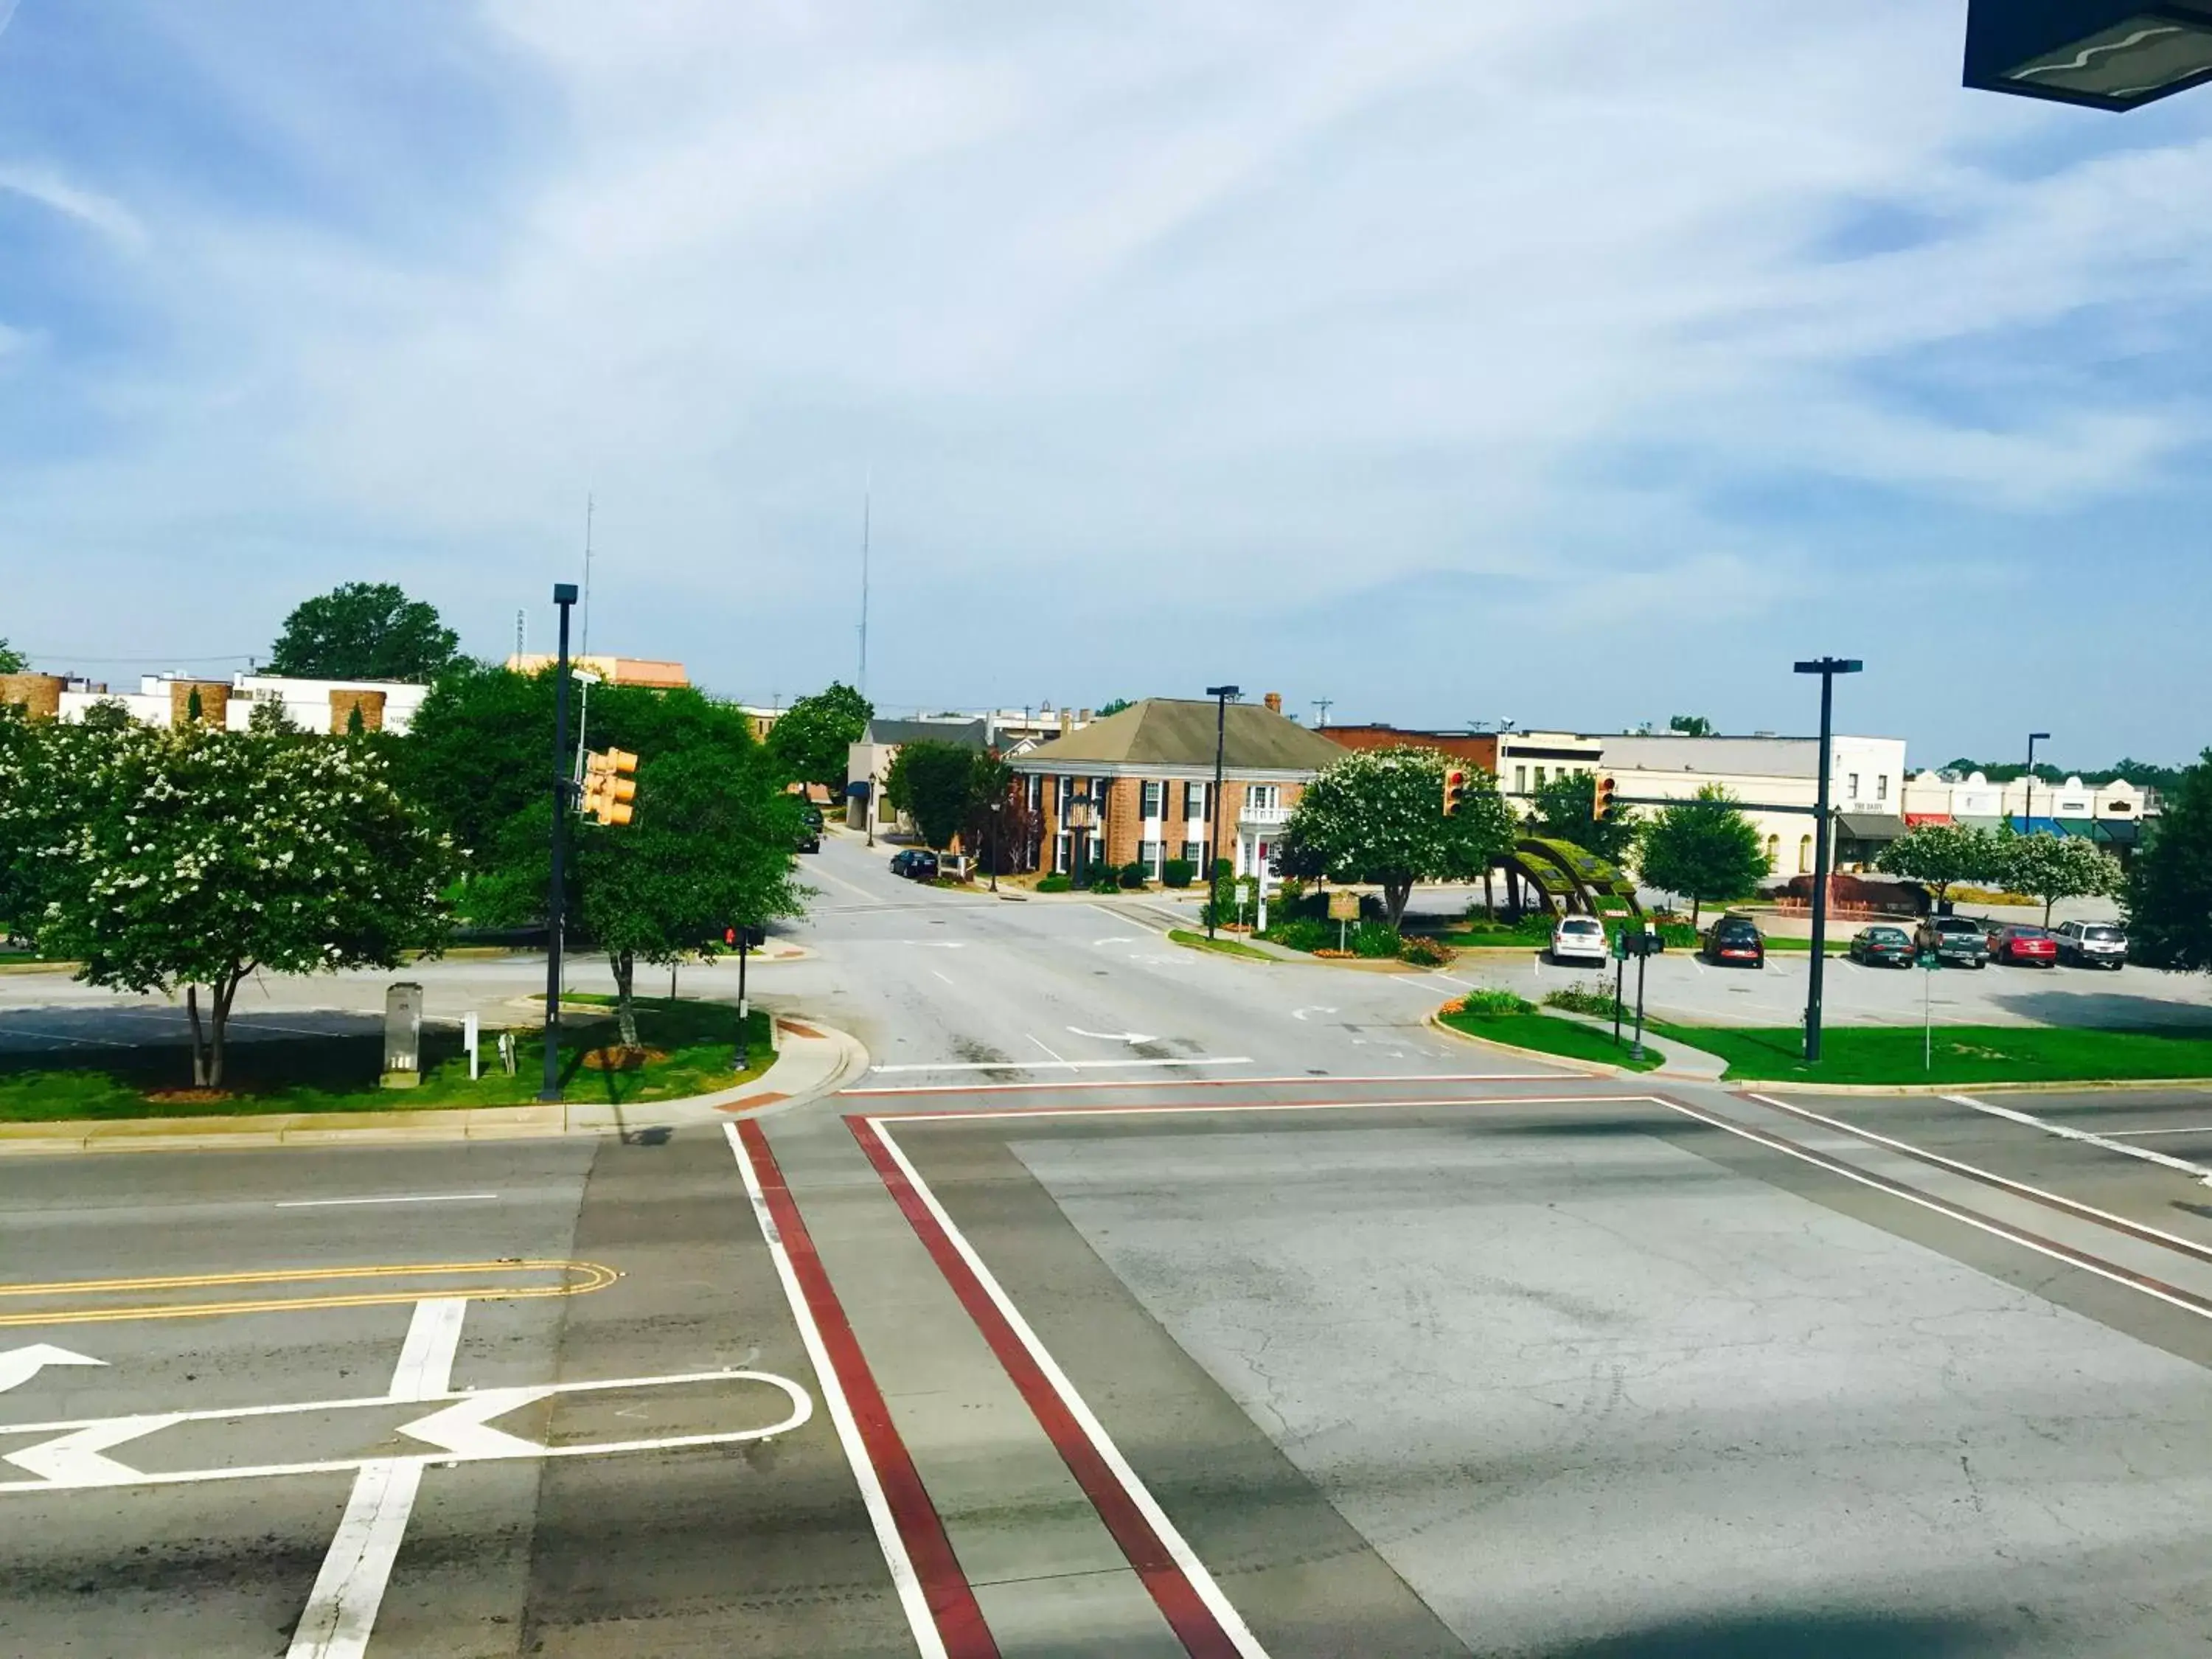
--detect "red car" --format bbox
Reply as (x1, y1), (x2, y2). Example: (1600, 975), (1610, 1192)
(1983, 923), (2058, 967)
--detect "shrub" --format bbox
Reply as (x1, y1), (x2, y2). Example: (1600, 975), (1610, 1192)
(1086, 863), (1122, 893)
(1454, 987), (1535, 1018)
(1544, 982), (1624, 1019)
(1398, 934), (1453, 967)
(1265, 917), (1331, 953)
(1161, 858), (1195, 889)
(1349, 920), (1400, 959)
(1117, 863), (1148, 889)
(1212, 858), (1234, 883)
(1037, 873), (1073, 893)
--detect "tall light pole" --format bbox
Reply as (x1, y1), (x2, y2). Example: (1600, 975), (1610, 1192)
(541, 583), (580, 1102)
(1203, 684), (1239, 939)
(1794, 657), (1863, 1065)
(2024, 731), (2052, 833)
(989, 798), (1002, 894)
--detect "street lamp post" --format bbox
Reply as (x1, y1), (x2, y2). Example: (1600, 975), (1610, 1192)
(540, 583), (580, 1103)
(2024, 731), (2052, 834)
(1203, 685), (1240, 939)
(990, 799), (1003, 894)
(1794, 656), (1863, 1065)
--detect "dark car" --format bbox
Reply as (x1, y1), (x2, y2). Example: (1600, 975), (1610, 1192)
(888, 849), (939, 881)
(796, 806), (823, 854)
(1848, 925), (1914, 967)
(1984, 922), (2058, 967)
(1700, 914), (1766, 969)
(2055, 919), (2127, 970)
(1914, 914), (1989, 969)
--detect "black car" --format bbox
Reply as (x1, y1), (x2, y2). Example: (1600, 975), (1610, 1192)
(888, 849), (939, 881)
(796, 806), (823, 854)
(1700, 914), (1766, 968)
(1848, 925), (1914, 967)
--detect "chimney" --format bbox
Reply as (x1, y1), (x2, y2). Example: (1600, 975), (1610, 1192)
(1059, 709), (1072, 737)
(1264, 692), (1283, 715)
(1078, 708), (1092, 725)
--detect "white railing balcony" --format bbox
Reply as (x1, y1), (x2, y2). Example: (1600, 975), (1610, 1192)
(1237, 803), (1290, 827)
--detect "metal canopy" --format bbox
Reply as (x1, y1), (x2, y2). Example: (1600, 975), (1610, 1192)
(1966, 0), (2212, 110)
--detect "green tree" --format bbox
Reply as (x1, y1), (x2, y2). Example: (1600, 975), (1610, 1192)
(2125, 751), (2212, 972)
(1528, 770), (1640, 863)
(1637, 787), (1770, 925)
(1997, 830), (2121, 927)
(1875, 822), (2001, 908)
(399, 663), (807, 1045)
(0, 638), (26, 674)
(268, 582), (460, 681)
(885, 740), (979, 851)
(1094, 698), (1135, 718)
(768, 682), (872, 791)
(1277, 745), (1515, 928)
(0, 720), (454, 1087)
(1668, 714), (1714, 737)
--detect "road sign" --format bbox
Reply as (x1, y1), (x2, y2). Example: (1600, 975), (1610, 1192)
(1326, 891), (1360, 922)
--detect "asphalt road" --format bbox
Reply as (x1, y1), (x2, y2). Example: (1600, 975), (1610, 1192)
(6, 828), (2212, 1655)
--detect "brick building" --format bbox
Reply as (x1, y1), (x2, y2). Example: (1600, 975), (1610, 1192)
(1006, 695), (1346, 880)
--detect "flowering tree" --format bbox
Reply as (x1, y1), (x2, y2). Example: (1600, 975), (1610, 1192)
(0, 720), (454, 1088)
(1997, 830), (2121, 927)
(1277, 745), (1516, 928)
(1876, 822), (2000, 908)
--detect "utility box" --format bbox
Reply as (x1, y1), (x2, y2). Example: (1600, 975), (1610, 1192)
(382, 982), (424, 1088)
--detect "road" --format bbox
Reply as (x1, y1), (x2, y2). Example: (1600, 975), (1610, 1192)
(4, 828), (2212, 1655)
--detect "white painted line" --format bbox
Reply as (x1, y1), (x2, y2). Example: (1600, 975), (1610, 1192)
(1744, 1093), (2212, 1265)
(867, 1057), (1254, 1077)
(843, 1069), (1559, 1095)
(874, 1121), (1273, 1658)
(285, 1459), (422, 1659)
(722, 1124), (946, 1659)
(1942, 1093), (2212, 1186)
(274, 1194), (498, 1210)
(1661, 1097), (2212, 1324)
(931, 970), (956, 987)
(1027, 1033), (1068, 1065)
(2102, 1125), (2212, 1139)
(386, 1298), (467, 1402)
(875, 1092), (1649, 1124)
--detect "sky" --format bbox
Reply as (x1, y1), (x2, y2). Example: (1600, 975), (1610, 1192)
(1, 1), (2208, 771)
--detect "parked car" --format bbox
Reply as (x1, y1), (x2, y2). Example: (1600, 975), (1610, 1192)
(1914, 914), (1989, 968)
(888, 849), (939, 881)
(1983, 922), (2058, 967)
(2055, 919), (2128, 970)
(1550, 914), (1610, 967)
(1700, 914), (1767, 969)
(1848, 925), (1914, 967)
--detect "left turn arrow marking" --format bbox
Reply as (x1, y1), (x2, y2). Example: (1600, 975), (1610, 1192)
(0, 1344), (105, 1396)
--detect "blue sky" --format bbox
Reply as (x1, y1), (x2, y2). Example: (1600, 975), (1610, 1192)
(2, 1), (2208, 769)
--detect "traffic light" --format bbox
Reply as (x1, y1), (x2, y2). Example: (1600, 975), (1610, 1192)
(1443, 768), (1467, 816)
(581, 748), (639, 825)
(1593, 773), (1617, 822)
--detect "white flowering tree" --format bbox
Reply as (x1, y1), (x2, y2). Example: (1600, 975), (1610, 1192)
(0, 718), (454, 1088)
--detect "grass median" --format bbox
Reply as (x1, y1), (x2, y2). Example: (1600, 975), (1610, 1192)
(1168, 928), (1277, 962)
(1644, 1020), (2212, 1085)
(1438, 1004), (1664, 1073)
(0, 997), (773, 1123)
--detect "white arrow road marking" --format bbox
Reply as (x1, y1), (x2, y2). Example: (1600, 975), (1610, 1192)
(1091, 936), (1137, 946)
(1065, 1027), (1156, 1044)
(4, 1414), (181, 1486)
(1288, 1007), (1338, 1023)
(397, 1387), (554, 1460)
(0, 1343), (105, 1396)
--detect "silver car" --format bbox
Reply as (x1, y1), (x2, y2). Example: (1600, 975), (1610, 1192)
(2055, 920), (2127, 970)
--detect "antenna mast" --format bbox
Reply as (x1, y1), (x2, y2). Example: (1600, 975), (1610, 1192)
(515, 609), (526, 661)
(579, 494), (595, 661)
(1312, 697), (1332, 728)
(858, 482), (871, 696)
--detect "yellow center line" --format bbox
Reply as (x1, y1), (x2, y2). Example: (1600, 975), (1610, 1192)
(0, 1259), (619, 1328)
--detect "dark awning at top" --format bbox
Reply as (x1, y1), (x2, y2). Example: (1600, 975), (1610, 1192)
(1837, 813), (1906, 842)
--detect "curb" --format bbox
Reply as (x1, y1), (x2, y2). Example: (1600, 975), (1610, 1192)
(0, 1015), (873, 1156)
(1733, 1074), (2212, 1097)
(1426, 1009), (1624, 1079)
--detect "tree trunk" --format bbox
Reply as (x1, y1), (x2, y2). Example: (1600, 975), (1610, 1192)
(208, 969), (243, 1090)
(1384, 878), (1413, 931)
(612, 950), (640, 1049)
(1483, 869), (1496, 921)
(1690, 895), (1703, 927)
(186, 985), (209, 1088)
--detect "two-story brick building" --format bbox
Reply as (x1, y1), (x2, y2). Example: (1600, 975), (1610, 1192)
(1006, 694), (1346, 881)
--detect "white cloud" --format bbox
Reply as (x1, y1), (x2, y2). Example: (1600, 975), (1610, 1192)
(0, 163), (147, 248)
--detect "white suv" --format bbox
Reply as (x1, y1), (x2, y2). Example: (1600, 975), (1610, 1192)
(1550, 915), (1610, 967)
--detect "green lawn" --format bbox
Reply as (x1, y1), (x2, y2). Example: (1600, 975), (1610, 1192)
(1439, 1008), (1663, 1073)
(1168, 928), (1277, 962)
(0, 998), (773, 1123)
(1759, 936), (1852, 953)
(1645, 1020), (2212, 1085)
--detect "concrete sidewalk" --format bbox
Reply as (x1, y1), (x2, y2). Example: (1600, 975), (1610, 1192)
(0, 1014), (870, 1155)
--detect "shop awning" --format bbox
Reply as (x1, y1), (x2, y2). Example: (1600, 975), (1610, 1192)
(1904, 813), (1953, 827)
(1837, 813), (1906, 843)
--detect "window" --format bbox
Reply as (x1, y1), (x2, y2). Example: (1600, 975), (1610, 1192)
(1534, 765), (1548, 788)
(1848, 773), (1860, 799)
(1054, 832), (1071, 874)
(1248, 784), (1279, 813)
(1140, 838), (1161, 874)
(1876, 774), (1888, 802)
(1766, 834), (1780, 866)
(1798, 834), (1814, 874)
(1141, 780), (1163, 818)
(1183, 838), (1204, 866)
(1514, 765), (1528, 793)
(1026, 775), (1042, 813)
(1186, 781), (1208, 822)
(1055, 776), (1073, 817)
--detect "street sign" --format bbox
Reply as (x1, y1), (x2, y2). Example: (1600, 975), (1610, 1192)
(1327, 891), (1360, 922)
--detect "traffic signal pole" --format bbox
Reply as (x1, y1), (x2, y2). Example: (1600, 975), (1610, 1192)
(1795, 656), (1862, 1066)
(541, 584), (579, 1102)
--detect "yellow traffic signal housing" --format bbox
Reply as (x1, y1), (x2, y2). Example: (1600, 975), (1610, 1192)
(581, 748), (640, 825)
(1593, 773), (1617, 821)
(1442, 768), (1467, 816)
